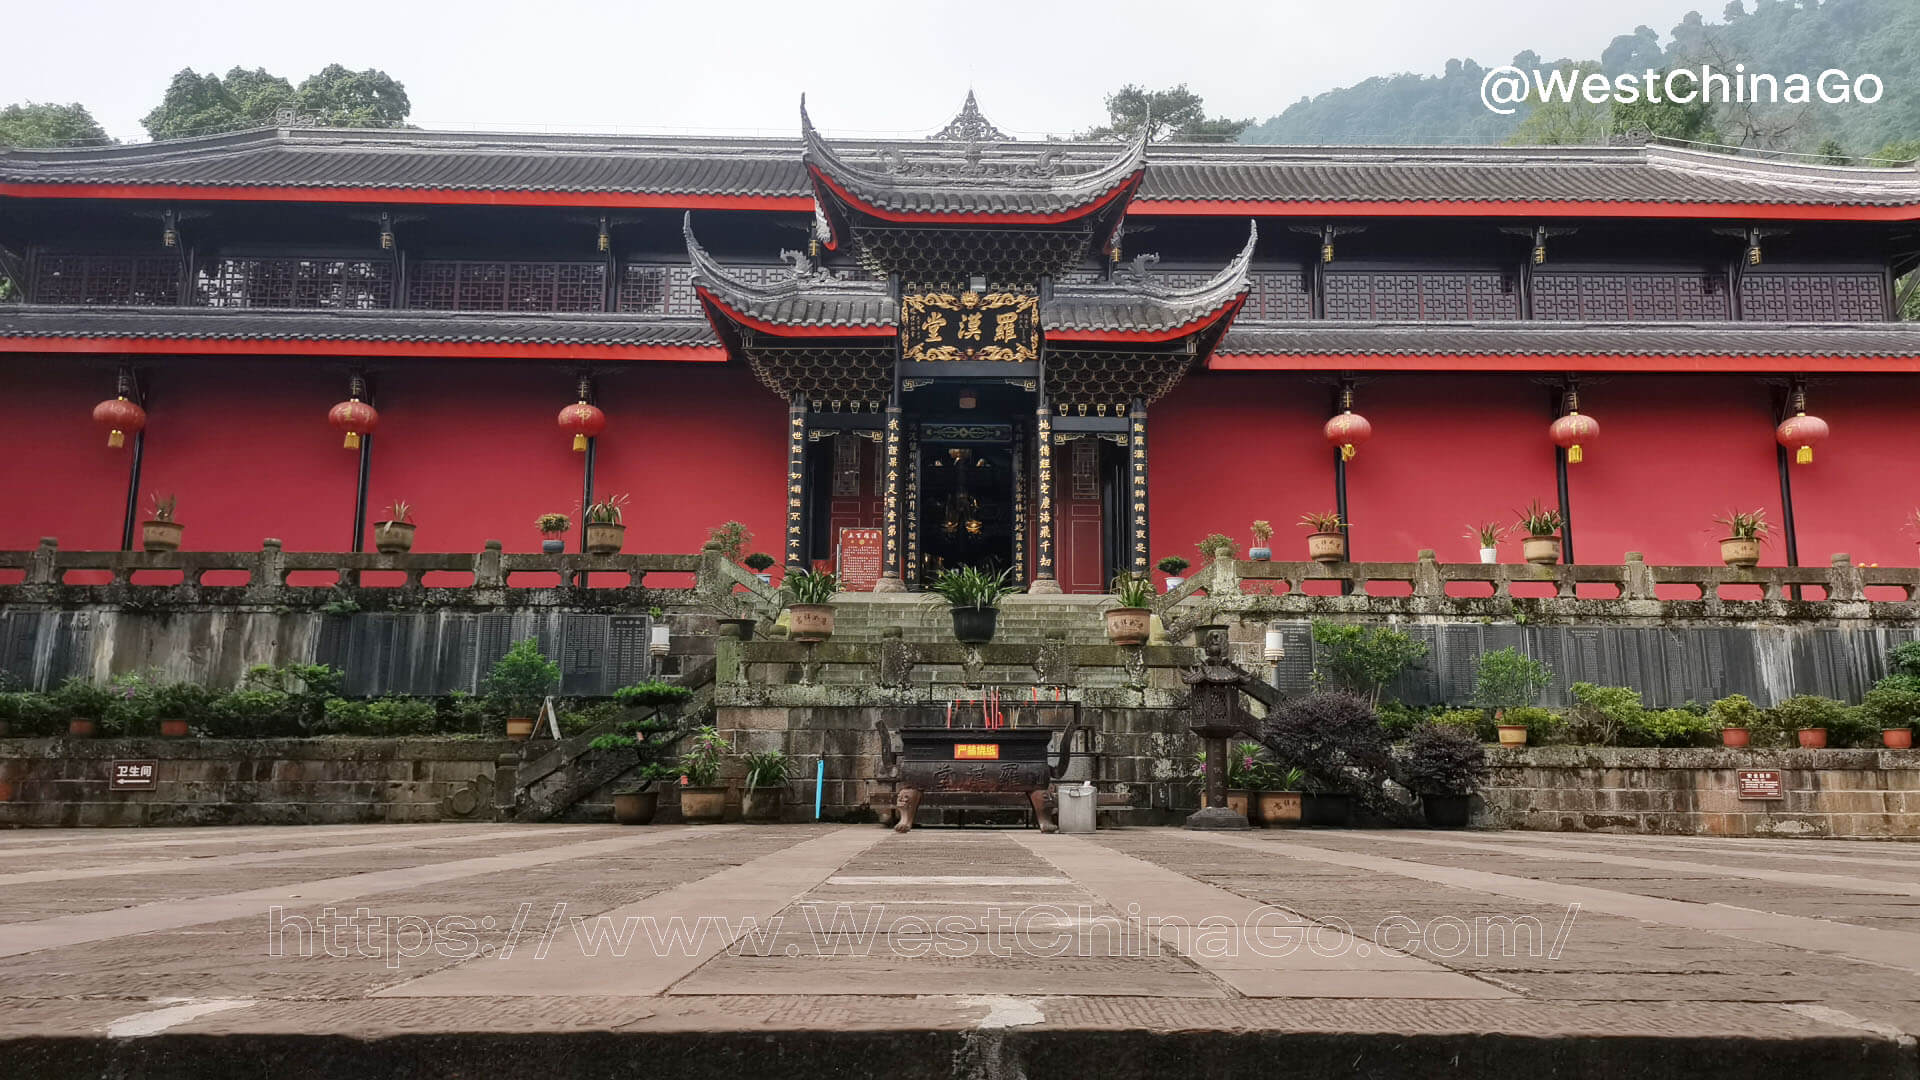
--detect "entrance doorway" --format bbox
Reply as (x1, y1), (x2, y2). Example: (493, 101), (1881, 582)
(917, 439), (1015, 582)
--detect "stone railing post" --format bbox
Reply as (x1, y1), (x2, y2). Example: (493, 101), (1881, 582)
(1413, 549), (1442, 600)
(715, 617), (749, 685)
(1209, 557), (1242, 596)
(1827, 554), (1863, 603)
(493, 752), (520, 820)
(242, 538), (285, 603)
(1623, 552), (1655, 601)
(26, 537), (58, 587)
(474, 541), (504, 588)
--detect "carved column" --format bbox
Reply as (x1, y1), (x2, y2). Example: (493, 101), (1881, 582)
(1128, 401), (1149, 577)
(872, 405), (906, 592)
(785, 394), (806, 572)
(1028, 407), (1060, 593)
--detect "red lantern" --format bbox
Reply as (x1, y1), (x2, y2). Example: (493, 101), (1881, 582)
(1550, 410), (1599, 464)
(1324, 410), (1372, 461)
(558, 401), (606, 452)
(92, 396), (146, 449)
(328, 398), (379, 450)
(1776, 411), (1828, 465)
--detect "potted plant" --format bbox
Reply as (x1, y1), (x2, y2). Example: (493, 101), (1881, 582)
(591, 680), (695, 824)
(744, 552), (776, 584)
(1859, 677), (1920, 750)
(1248, 520), (1274, 562)
(1473, 647), (1552, 746)
(373, 500), (416, 554)
(535, 512), (570, 555)
(1255, 764), (1306, 828)
(1103, 573), (1155, 646)
(676, 726), (733, 823)
(608, 765), (677, 825)
(741, 748), (795, 821)
(1708, 693), (1761, 748)
(1297, 512), (1345, 563)
(485, 637), (559, 741)
(1465, 521), (1505, 565)
(1514, 500), (1565, 566)
(1713, 508), (1768, 569)
(648, 606), (671, 657)
(52, 677), (116, 739)
(1198, 533), (1239, 568)
(142, 492), (182, 553)
(927, 565), (1020, 645)
(1403, 724), (1488, 828)
(708, 520), (750, 563)
(152, 681), (212, 738)
(1771, 694), (1845, 750)
(1156, 555), (1190, 592)
(584, 494), (629, 555)
(781, 569), (841, 642)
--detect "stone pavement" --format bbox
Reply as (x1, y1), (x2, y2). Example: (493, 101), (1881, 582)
(4, 823), (1920, 1078)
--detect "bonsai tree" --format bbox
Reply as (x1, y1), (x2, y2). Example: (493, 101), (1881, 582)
(535, 512), (571, 538)
(1196, 533), (1238, 563)
(485, 638), (560, 717)
(707, 520), (751, 563)
(1155, 555), (1190, 577)
(743, 552), (776, 573)
(1401, 724), (1489, 797)
(612, 679), (693, 711)
(588, 697), (695, 792)
(1309, 619), (1430, 707)
(1472, 647), (1552, 717)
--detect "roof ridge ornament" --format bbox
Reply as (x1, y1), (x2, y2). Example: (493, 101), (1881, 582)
(928, 91), (1010, 143)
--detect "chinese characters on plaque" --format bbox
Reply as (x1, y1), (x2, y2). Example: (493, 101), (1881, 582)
(109, 760), (158, 790)
(902, 290), (1037, 363)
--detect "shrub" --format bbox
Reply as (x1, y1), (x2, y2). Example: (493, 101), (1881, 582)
(1620, 708), (1716, 748)
(1377, 700), (1438, 740)
(0, 691), (60, 736)
(1401, 724), (1489, 796)
(1768, 694), (1850, 739)
(1501, 705), (1565, 743)
(1259, 692), (1390, 793)
(322, 696), (437, 736)
(1472, 648), (1552, 712)
(1431, 708), (1492, 741)
(1197, 533), (1238, 561)
(1860, 675), (1920, 732)
(1829, 707), (1883, 749)
(1566, 682), (1643, 746)
(1155, 555), (1190, 576)
(1707, 693), (1763, 732)
(557, 700), (620, 737)
(613, 681), (694, 709)
(1887, 640), (1920, 679)
(1310, 620), (1430, 707)
(707, 520), (751, 562)
(485, 639), (560, 715)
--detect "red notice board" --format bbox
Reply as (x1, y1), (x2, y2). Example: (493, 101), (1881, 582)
(837, 527), (885, 592)
(1737, 769), (1784, 800)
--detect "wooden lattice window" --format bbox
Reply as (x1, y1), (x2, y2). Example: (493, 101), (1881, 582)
(1738, 272), (1887, 322)
(407, 260), (606, 312)
(32, 255), (181, 306)
(1531, 272), (1730, 321)
(1323, 272), (1520, 320)
(196, 258), (394, 309)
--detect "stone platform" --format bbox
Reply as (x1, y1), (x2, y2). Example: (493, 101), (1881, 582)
(4, 823), (1920, 1077)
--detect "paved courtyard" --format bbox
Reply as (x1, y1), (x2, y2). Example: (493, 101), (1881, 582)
(5, 822), (1920, 1077)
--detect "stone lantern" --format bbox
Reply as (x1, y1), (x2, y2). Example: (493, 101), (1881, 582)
(1182, 624), (1255, 830)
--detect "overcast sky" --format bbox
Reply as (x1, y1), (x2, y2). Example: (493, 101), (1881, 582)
(5, 0), (1714, 143)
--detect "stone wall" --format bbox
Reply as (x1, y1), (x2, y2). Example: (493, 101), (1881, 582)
(0, 737), (513, 827)
(1479, 745), (1920, 838)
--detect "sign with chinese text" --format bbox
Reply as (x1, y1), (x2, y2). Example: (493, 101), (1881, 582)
(902, 289), (1037, 363)
(837, 527), (885, 591)
(1737, 769), (1783, 800)
(110, 760), (158, 791)
(953, 743), (1001, 760)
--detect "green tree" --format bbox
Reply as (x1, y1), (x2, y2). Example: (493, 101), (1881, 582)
(0, 102), (110, 147)
(1309, 620), (1430, 708)
(293, 65), (410, 128)
(1611, 83), (1718, 142)
(1472, 648), (1552, 711)
(1085, 84), (1250, 143)
(142, 65), (408, 141)
(1506, 64), (1610, 146)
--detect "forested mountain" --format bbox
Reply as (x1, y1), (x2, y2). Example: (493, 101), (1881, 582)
(1243, 0), (1920, 158)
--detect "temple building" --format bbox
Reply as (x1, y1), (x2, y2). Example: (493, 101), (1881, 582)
(3, 94), (1919, 587)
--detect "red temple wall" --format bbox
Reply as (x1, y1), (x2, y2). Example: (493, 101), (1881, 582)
(0, 357), (139, 551)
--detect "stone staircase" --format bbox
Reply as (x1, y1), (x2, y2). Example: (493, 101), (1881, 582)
(815, 594), (1117, 647)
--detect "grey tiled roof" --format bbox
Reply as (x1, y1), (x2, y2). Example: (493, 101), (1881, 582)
(0, 306), (720, 348)
(1217, 321), (1920, 358)
(6, 128), (1915, 208)
(684, 215), (896, 330)
(1047, 224), (1257, 334)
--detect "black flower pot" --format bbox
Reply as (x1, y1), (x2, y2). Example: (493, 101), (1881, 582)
(1301, 792), (1352, 827)
(951, 606), (999, 645)
(1421, 794), (1471, 828)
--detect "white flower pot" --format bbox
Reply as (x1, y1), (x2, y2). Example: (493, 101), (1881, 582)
(1479, 547), (1498, 564)
(649, 624), (671, 657)
(1164, 576), (1185, 592)
(1263, 627), (1286, 661)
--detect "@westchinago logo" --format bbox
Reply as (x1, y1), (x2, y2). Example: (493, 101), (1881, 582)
(1480, 64), (1884, 116)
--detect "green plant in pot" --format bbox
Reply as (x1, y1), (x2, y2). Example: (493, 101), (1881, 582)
(143, 492), (182, 553)
(676, 726), (733, 823)
(708, 519), (750, 563)
(926, 565), (1021, 645)
(1402, 723), (1488, 828)
(1197, 532), (1239, 566)
(1297, 512), (1345, 563)
(590, 686), (695, 824)
(486, 638), (559, 741)
(1156, 555), (1190, 592)
(1466, 521), (1506, 565)
(1514, 499), (1565, 566)
(583, 494), (629, 554)
(744, 551), (776, 584)
(51, 677), (116, 739)
(1473, 647), (1552, 745)
(1102, 573), (1155, 646)
(535, 511), (570, 555)
(375, 499), (416, 554)
(1708, 692), (1762, 748)
(1248, 520), (1274, 561)
(740, 748), (796, 822)
(781, 569), (840, 642)
(1712, 508), (1768, 569)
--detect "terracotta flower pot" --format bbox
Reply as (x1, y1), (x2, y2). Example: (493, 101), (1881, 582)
(1496, 725), (1528, 746)
(1796, 727), (1828, 749)
(1885, 728), (1913, 750)
(1226, 788), (1257, 824)
(613, 791), (658, 825)
(1522, 535), (1561, 566)
(160, 718), (190, 738)
(373, 521), (415, 554)
(67, 718), (96, 739)
(788, 604), (834, 643)
(1720, 536), (1761, 568)
(742, 786), (785, 822)
(505, 716), (535, 741)
(1720, 727), (1750, 748)
(679, 785), (729, 824)
(142, 520), (183, 553)
(1256, 790), (1302, 827)
(1306, 532), (1346, 563)
(1104, 607), (1151, 646)
(585, 522), (626, 555)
